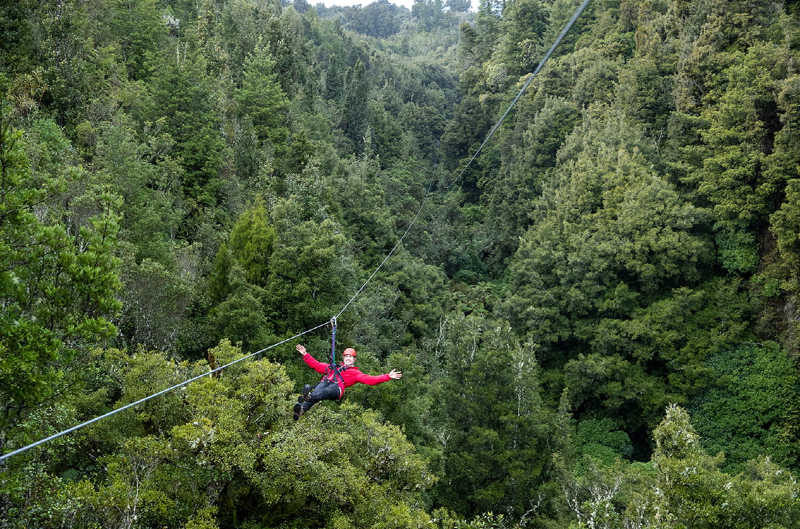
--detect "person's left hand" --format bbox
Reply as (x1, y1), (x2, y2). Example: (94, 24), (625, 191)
(388, 369), (403, 380)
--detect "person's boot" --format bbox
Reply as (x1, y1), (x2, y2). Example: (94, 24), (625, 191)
(293, 399), (312, 420)
(297, 384), (312, 403)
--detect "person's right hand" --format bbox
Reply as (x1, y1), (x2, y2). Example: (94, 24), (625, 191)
(296, 344), (307, 356)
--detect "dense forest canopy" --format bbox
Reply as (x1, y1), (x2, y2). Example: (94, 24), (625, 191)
(2, 0), (800, 527)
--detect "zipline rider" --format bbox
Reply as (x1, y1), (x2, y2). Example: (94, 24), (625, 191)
(294, 344), (402, 419)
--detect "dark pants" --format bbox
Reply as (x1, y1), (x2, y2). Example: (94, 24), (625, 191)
(296, 380), (341, 417)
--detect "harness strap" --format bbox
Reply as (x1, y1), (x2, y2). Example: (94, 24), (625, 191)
(324, 364), (349, 399)
(329, 317), (337, 367)
(324, 317), (346, 398)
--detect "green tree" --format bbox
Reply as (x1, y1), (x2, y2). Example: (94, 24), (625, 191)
(148, 46), (226, 224)
(228, 198), (276, 287)
(203, 200), (277, 353)
(483, 96), (579, 270)
(0, 116), (121, 437)
(341, 59), (371, 152)
(432, 314), (551, 519)
(507, 109), (711, 358)
(235, 44), (289, 146)
(265, 200), (357, 338)
(495, 0), (548, 76)
(690, 44), (788, 273)
(652, 405), (800, 529)
(7, 343), (436, 529)
(109, 0), (167, 80)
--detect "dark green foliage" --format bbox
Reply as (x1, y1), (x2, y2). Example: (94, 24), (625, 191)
(506, 109), (711, 357)
(340, 59), (371, 152)
(691, 343), (800, 473)
(235, 46), (289, 146)
(482, 96), (579, 270)
(0, 1), (37, 75)
(347, 0), (406, 38)
(431, 315), (551, 518)
(264, 200), (357, 336)
(5, 0), (800, 527)
(109, 0), (168, 81)
(148, 48), (225, 223)
(495, 0), (548, 76)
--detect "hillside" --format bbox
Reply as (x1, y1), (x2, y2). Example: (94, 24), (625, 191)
(2, 0), (800, 527)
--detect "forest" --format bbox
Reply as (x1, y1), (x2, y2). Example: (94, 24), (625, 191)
(1, 0), (800, 527)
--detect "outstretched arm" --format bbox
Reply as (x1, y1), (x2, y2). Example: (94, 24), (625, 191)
(355, 369), (402, 385)
(296, 344), (327, 374)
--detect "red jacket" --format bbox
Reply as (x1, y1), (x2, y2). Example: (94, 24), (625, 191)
(302, 353), (391, 397)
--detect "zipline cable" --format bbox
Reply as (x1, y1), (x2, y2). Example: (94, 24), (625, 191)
(454, 0), (592, 185)
(338, 0), (593, 317)
(0, 0), (592, 463)
(334, 179), (435, 320)
(0, 321), (328, 463)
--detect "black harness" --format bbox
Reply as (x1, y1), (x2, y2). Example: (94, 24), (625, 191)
(323, 363), (349, 398)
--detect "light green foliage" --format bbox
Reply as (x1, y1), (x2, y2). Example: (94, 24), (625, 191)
(770, 178), (800, 292)
(6, 343), (435, 528)
(573, 418), (633, 468)
(691, 44), (788, 272)
(652, 405), (800, 529)
(0, 115), (121, 434)
(184, 507), (219, 529)
(556, 406), (800, 529)
(228, 198), (276, 287)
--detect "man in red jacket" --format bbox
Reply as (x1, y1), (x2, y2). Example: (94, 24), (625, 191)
(293, 343), (402, 419)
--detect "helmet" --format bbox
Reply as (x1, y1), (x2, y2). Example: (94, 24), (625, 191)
(342, 347), (357, 357)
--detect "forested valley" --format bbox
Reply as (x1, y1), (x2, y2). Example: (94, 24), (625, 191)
(2, 0), (800, 527)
